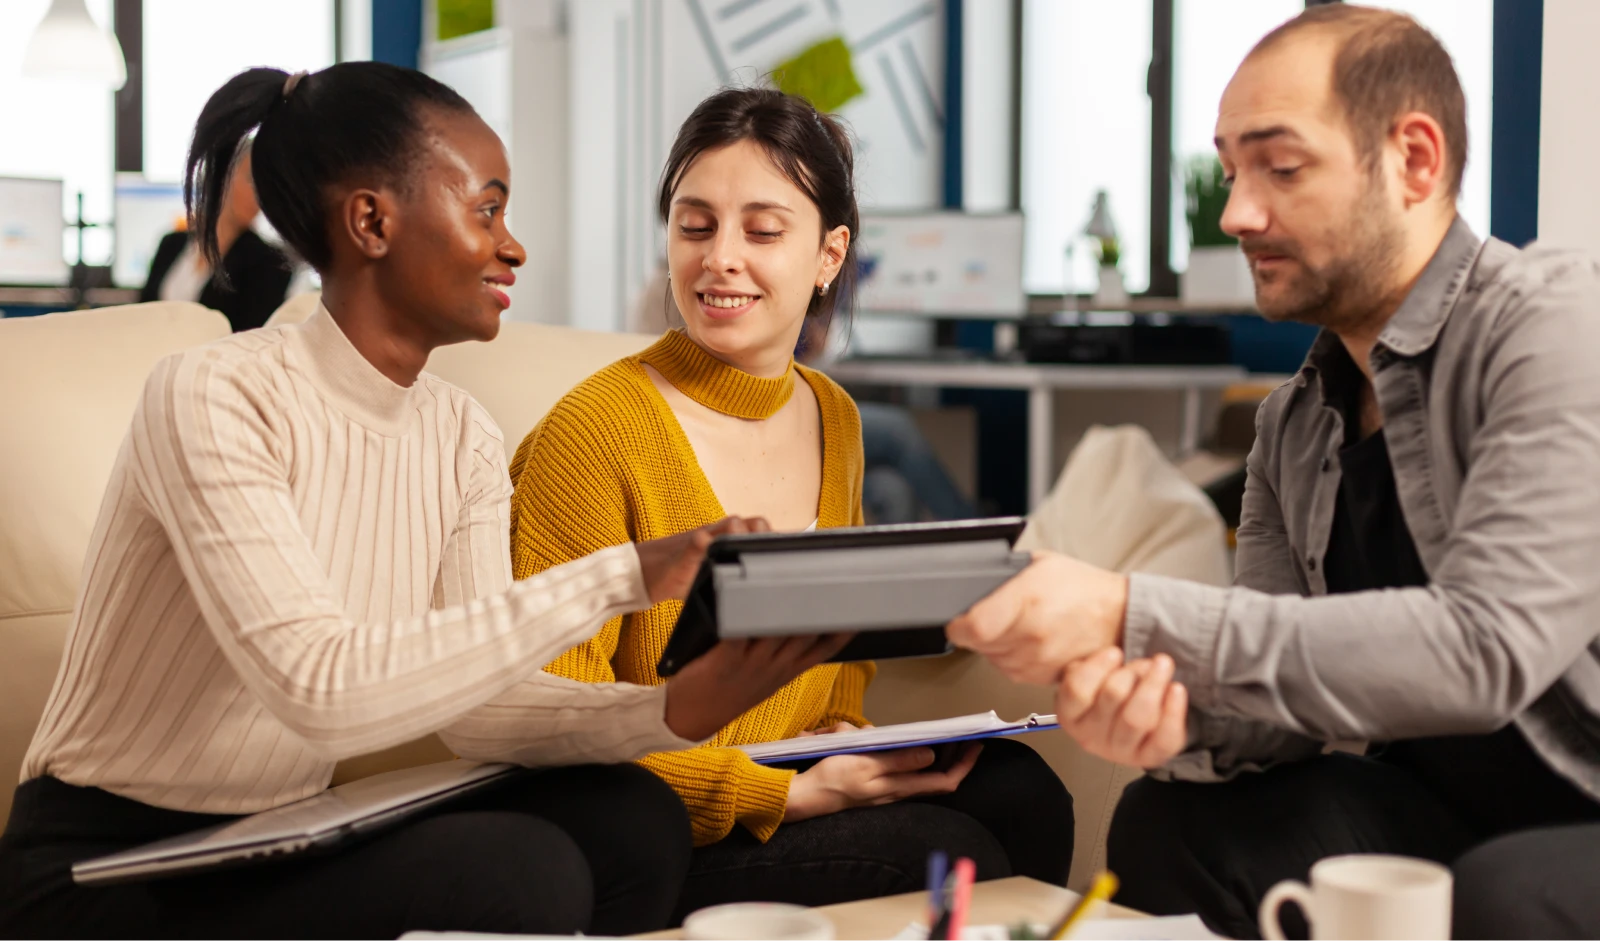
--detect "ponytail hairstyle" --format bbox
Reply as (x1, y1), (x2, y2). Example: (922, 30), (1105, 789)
(186, 62), (475, 277)
(658, 87), (860, 330)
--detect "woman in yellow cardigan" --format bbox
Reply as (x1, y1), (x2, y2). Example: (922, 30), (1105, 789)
(509, 88), (1073, 917)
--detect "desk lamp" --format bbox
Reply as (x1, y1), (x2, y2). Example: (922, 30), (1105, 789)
(1083, 189), (1128, 307)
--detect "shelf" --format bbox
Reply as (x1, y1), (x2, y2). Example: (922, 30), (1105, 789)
(0, 287), (141, 308)
(1025, 295), (1257, 316)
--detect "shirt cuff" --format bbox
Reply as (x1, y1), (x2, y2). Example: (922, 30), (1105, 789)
(616, 543), (652, 615)
(642, 682), (707, 752)
(737, 763), (798, 843)
(1123, 572), (1228, 708)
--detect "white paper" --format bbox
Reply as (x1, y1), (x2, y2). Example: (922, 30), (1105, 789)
(891, 915), (1223, 941)
(736, 712), (1058, 764)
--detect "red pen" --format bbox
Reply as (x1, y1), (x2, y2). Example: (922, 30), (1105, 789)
(947, 857), (976, 940)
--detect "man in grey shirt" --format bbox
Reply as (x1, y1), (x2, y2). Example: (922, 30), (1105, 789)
(950, 6), (1600, 939)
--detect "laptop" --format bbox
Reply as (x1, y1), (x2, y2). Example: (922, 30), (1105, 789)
(73, 760), (517, 886)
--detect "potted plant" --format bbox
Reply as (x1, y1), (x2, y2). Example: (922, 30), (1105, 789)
(1180, 155), (1254, 306)
(1085, 190), (1128, 306)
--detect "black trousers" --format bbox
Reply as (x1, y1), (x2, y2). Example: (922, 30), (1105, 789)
(1108, 731), (1600, 940)
(675, 737), (1075, 923)
(0, 764), (691, 939)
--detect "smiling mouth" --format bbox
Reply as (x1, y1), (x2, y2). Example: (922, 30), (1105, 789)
(699, 293), (758, 309)
(483, 279), (512, 308)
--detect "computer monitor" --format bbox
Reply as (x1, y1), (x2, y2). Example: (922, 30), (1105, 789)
(0, 176), (68, 286)
(856, 211), (1027, 318)
(114, 175), (187, 289)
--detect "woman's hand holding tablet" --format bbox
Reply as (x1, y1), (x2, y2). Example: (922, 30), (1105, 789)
(662, 634), (854, 742)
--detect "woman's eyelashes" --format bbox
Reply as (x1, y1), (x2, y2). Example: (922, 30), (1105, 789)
(675, 213), (784, 241)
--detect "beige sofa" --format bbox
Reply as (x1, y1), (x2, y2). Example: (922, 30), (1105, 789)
(0, 303), (233, 827)
(2, 295), (1228, 891)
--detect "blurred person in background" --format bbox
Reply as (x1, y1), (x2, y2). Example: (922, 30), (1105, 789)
(140, 147), (291, 331)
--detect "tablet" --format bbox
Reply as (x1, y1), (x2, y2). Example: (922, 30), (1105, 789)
(655, 518), (1028, 677)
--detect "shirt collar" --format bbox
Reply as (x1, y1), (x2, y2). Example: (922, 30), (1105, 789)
(1297, 215), (1485, 385)
(1377, 215), (1485, 357)
(283, 302), (417, 435)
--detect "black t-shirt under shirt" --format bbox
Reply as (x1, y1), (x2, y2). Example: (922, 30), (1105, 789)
(1321, 426), (1429, 594)
(1318, 366), (1600, 835)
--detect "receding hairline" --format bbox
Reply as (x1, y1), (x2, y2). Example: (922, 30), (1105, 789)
(1247, 3), (1411, 60)
(1236, 3), (1467, 197)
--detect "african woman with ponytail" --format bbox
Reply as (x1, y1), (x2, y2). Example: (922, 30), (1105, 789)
(0, 64), (846, 938)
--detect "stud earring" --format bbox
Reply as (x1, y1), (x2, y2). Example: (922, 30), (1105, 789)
(819, 281), (830, 297)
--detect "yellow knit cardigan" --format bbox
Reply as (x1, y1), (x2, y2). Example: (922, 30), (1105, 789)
(508, 329), (872, 846)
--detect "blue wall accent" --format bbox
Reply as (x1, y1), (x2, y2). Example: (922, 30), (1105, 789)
(372, 0), (422, 70)
(942, 0), (963, 209)
(1490, 0), (1542, 246)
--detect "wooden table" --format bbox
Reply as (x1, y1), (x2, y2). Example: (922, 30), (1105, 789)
(636, 876), (1146, 940)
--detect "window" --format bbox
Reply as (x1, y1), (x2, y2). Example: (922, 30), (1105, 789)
(0, 0), (117, 265)
(1026, 0), (1497, 298)
(142, 0), (336, 183)
(1365, 0), (1493, 238)
(1170, 0), (1300, 274)
(1020, 0), (1152, 295)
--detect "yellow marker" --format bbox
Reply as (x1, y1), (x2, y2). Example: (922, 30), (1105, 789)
(1048, 871), (1120, 940)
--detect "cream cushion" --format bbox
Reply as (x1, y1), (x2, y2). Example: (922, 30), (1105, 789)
(262, 289), (320, 328)
(426, 321), (656, 459)
(0, 303), (231, 824)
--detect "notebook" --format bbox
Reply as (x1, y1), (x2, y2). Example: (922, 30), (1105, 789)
(736, 712), (1060, 765)
(72, 760), (517, 886)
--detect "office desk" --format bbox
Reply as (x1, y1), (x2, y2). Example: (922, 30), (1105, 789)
(824, 359), (1247, 510)
(0, 286), (141, 311)
(636, 876), (1147, 940)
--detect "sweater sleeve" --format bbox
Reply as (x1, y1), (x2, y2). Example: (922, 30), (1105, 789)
(508, 402), (632, 686)
(126, 351), (665, 762)
(508, 392), (799, 845)
(816, 662), (876, 729)
(437, 402), (699, 766)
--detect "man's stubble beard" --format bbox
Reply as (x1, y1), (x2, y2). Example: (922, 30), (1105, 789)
(1246, 176), (1404, 334)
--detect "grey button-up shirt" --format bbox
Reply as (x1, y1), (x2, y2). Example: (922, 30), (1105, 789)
(1124, 218), (1600, 798)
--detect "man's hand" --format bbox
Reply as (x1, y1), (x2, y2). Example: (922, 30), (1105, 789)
(1057, 648), (1188, 769)
(662, 634), (853, 742)
(946, 551), (1130, 685)
(635, 516), (770, 604)
(782, 743), (983, 822)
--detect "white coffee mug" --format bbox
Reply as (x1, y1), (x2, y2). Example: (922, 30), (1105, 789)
(1259, 854), (1453, 940)
(682, 902), (835, 940)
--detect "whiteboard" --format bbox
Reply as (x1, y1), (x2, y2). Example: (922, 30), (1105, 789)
(855, 212), (1026, 318)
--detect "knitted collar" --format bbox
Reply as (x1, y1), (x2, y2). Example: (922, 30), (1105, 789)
(638, 329), (795, 420)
